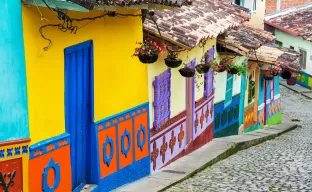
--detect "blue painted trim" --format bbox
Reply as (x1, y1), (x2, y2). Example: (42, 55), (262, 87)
(29, 133), (70, 159)
(42, 158), (61, 192)
(103, 136), (114, 166)
(297, 81), (310, 89)
(147, 104), (151, 156)
(95, 102), (149, 131)
(300, 71), (312, 77)
(214, 94), (240, 134)
(93, 156), (150, 192)
(90, 123), (100, 184)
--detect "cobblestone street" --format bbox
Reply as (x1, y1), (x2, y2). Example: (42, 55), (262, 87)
(165, 86), (312, 192)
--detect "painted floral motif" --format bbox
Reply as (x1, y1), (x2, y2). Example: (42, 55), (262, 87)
(160, 136), (168, 163)
(194, 113), (199, 134)
(210, 103), (214, 117)
(178, 125), (184, 148)
(151, 142), (159, 171)
(205, 104), (209, 123)
(169, 130), (176, 154)
(200, 108), (205, 129)
(0, 171), (16, 192)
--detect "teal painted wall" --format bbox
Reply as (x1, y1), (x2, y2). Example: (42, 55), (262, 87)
(0, 0), (29, 141)
(239, 59), (247, 125)
(274, 76), (280, 95)
(258, 74), (264, 105)
(275, 29), (312, 74)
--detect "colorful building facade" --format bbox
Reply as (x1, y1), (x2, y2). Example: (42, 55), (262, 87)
(0, 1), (30, 191)
(265, 4), (312, 89)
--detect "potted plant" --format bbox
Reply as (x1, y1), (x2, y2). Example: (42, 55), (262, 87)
(195, 53), (211, 74)
(165, 53), (182, 68)
(226, 62), (246, 76)
(133, 40), (166, 64)
(270, 68), (280, 76)
(281, 70), (291, 79)
(179, 61), (195, 78)
(263, 70), (274, 80)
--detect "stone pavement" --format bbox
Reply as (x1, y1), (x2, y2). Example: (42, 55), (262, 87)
(163, 86), (312, 192)
(280, 78), (312, 99)
(114, 86), (302, 192)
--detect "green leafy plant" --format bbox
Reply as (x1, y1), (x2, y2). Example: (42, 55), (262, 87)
(226, 62), (246, 76)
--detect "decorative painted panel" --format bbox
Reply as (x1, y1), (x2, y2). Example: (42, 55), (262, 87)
(214, 94), (240, 137)
(150, 111), (187, 172)
(193, 94), (214, 140)
(243, 104), (256, 131)
(153, 69), (171, 130)
(29, 134), (71, 192)
(296, 71), (312, 89)
(0, 138), (30, 192)
(95, 103), (150, 192)
(204, 46), (215, 99)
(258, 104), (265, 128)
(266, 97), (281, 120)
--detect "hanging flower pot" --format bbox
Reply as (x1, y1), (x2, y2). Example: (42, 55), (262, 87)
(196, 63), (211, 74)
(217, 64), (226, 72)
(138, 54), (158, 64)
(270, 68), (280, 76)
(263, 74), (274, 80)
(133, 40), (166, 64)
(281, 70), (291, 79)
(164, 54), (182, 68)
(179, 67), (195, 78)
(227, 68), (238, 75)
(287, 77), (297, 85)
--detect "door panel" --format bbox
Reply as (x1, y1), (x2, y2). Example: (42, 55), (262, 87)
(65, 41), (92, 190)
(185, 59), (196, 143)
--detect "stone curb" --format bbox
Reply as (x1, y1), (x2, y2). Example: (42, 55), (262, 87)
(279, 81), (312, 99)
(115, 122), (297, 192)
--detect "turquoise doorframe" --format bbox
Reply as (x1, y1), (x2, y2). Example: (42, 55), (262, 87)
(239, 59), (247, 125)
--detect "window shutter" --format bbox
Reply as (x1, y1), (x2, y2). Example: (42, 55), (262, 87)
(153, 69), (171, 130)
(225, 74), (233, 107)
(204, 46), (215, 99)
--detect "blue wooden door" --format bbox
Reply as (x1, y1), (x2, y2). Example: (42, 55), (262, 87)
(64, 40), (92, 191)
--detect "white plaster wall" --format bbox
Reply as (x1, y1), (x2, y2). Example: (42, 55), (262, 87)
(275, 29), (312, 74)
(148, 39), (216, 128)
(213, 55), (247, 104)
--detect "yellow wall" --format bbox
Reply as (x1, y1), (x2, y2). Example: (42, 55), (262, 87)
(148, 39), (216, 128)
(22, 7), (147, 144)
(249, 0), (266, 29)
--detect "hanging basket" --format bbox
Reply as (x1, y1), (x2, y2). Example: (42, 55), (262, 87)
(164, 56), (182, 68)
(195, 64), (211, 74)
(287, 77), (297, 85)
(179, 67), (195, 78)
(227, 68), (238, 75)
(217, 65), (226, 73)
(263, 74), (274, 80)
(281, 70), (291, 79)
(138, 54), (158, 64)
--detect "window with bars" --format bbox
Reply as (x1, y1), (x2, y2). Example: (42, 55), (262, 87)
(153, 68), (171, 130)
(204, 46), (215, 99)
(299, 48), (307, 70)
(270, 79), (274, 102)
(225, 74), (233, 107)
